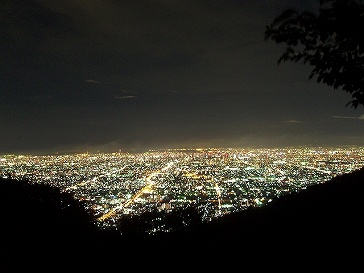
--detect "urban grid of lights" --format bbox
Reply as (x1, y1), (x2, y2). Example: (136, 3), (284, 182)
(1, 146), (363, 232)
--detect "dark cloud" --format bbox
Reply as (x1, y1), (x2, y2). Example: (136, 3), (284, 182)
(1, 0), (363, 154)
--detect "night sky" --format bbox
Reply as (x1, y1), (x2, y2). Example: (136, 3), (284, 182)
(2, 0), (364, 154)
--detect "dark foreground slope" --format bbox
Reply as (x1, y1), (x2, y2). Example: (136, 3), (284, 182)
(0, 178), (102, 272)
(154, 167), (364, 272)
(1, 167), (363, 272)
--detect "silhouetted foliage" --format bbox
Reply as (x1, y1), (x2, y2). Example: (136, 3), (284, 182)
(116, 208), (161, 235)
(163, 205), (202, 230)
(115, 205), (203, 235)
(265, 0), (364, 108)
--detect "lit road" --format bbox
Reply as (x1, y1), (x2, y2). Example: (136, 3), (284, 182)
(214, 179), (222, 216)
(97, 161), (176, 222)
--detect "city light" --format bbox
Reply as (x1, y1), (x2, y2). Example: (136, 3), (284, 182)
(1, 146), (363, 233)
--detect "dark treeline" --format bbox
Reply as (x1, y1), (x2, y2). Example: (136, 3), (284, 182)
(1, 168), (363, 272)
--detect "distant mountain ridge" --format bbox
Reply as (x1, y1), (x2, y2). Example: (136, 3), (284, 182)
(1, 167), (363, 272)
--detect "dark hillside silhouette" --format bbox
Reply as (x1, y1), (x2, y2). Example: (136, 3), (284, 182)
(0, 178), (101, 272)
(145, 167), (364, 272)
(1, 167), (363, 272)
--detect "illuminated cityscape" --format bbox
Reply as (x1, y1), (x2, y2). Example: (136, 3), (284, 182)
(1, 146), (363, 233)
